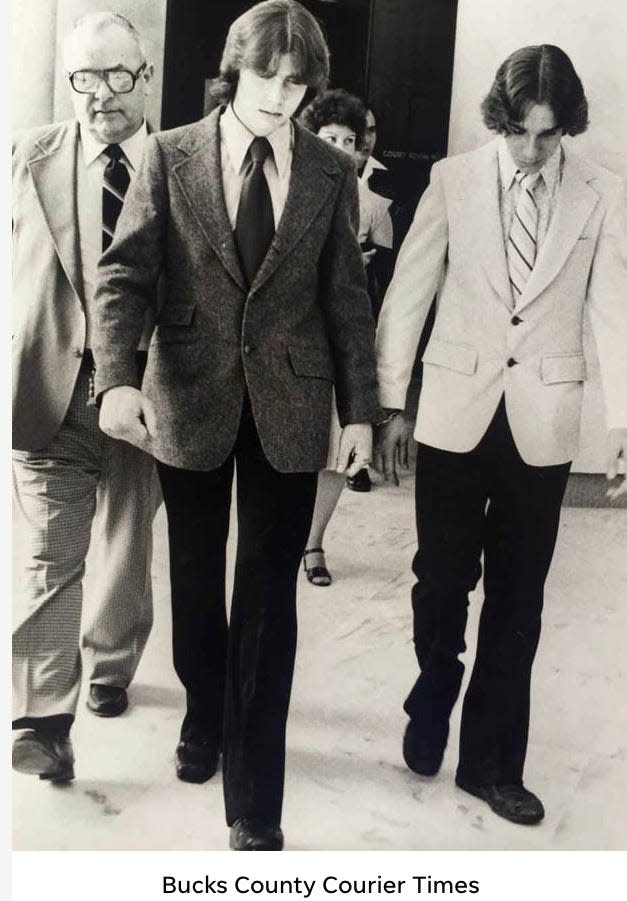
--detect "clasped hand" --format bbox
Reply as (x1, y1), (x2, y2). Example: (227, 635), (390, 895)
(373, 414), (412, 486)
(99, 386), (156, 452)
(335, 423), (373, 477)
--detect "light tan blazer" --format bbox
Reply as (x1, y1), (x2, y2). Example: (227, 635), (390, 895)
(376, 139), (627, 466)
(12, 120), (155, 452)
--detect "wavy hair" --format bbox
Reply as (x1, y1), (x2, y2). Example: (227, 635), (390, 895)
(481, 44), (588, 136)
(209, 0), (329, 107)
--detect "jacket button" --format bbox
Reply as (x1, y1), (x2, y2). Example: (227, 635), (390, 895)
(511, 315), (522, 325)
(243, 344), (252, 356)
(507, 357), (517, 368)
(72, 348), (83, 358)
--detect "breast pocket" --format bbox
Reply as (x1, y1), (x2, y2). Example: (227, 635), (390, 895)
(151, 303), (199, 345)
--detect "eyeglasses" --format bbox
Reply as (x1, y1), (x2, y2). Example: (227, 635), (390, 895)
(68, 63), (147, 94)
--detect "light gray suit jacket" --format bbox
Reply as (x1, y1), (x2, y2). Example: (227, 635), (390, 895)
(93, 108), (382, 472)
(376, 139), (627, 465)
(12, 120), (154, 451)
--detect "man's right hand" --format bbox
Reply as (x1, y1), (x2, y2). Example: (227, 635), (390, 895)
(99, 386), (156, 452)
(373, 414), (412, 486)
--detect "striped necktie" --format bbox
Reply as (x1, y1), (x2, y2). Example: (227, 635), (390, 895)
(507, 171), (541, 302)
(102, 144), (130, 252)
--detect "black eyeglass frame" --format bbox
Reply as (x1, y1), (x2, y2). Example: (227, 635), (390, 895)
(68, 62), (147, 95)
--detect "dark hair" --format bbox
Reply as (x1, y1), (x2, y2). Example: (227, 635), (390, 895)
(209, 0), (329, 106)
(299, 89), (368, 147)
(481, 44), (588, 136)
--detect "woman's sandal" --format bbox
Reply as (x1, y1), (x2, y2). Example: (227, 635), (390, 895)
(303, 547), (332, 587)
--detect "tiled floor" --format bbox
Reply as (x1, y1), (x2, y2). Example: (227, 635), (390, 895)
(12, 468), (627, 851)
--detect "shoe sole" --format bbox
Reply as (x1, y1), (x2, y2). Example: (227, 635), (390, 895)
(229, 835), (284, 851)
(86, 701), (128, 718)
(13, 742), (74, 784)
(456, 781), (544, 825)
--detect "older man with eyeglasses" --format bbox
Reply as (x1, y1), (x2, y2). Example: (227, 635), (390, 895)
(12, 11), (159, 782)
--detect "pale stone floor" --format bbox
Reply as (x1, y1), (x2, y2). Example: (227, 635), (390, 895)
(12, 468), (627, 852)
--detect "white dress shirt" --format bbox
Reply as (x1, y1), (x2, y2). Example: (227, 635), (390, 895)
(497, 135), (562, 253)
(219, 104), (293, 230)
(358, 179), (393, 248)
(77, 121), (148, 345)
(359, 154), (388, 184)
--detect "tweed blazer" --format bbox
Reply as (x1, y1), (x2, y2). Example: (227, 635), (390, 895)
(376, 139), (627, 466)
(93, 108), (381, 472)
(12, 120), (155, 452)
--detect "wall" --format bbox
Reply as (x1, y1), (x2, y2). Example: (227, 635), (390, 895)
(448, 0), (627, 471)
(12, 0), (167, 131)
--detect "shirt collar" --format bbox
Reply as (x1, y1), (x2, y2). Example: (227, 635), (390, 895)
(497, 135), (562, 194)
(360, 154), (387, 181)
(220, 103), (292, 177)
(79, 120), (148, 170)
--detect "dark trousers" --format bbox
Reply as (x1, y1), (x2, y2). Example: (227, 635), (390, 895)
(157, 397), (317, 826)
(405, 398), (571, 785)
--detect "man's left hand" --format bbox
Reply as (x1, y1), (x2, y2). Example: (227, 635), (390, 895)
(336, 423), (373, 477)
(605, 428), (627, 499)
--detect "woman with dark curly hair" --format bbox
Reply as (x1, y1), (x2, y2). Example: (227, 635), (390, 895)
(300, 89), (393, 586)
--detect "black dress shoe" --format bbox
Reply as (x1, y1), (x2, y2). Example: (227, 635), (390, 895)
(175, 739), (220, 783)
(87, 684), (128, 718)
(346, 468), (372, 492)
(12, 731), (75, 783)
(455, 778), (545, 825)
(402, 719), (449, 776)
(229, 818), (284, 851)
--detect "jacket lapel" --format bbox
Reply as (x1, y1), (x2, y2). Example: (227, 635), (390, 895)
(251, 122), (341, 293)
(172, 110), (247, 292)
(465, 141), (513, 309)
(27, 120), (83, 300)
(516, 148), (599, 313)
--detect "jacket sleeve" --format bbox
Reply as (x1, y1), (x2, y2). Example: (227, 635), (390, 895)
(375, 161), (449, 410)
(586, 176), (627, 431)
(318, 162), (384, 426)
(92, 133), (168, 395)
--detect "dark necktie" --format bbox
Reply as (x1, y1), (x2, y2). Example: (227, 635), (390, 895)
(234, 136), (275, 285)
(102, 143), (130, 252)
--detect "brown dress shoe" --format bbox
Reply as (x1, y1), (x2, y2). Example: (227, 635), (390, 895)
(12, 731), (75, 783)
(229, 818), (284, 851)
(87, 684), (128, 718)
(455, 778), (545, 825)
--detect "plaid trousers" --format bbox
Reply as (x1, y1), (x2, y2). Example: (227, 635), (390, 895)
(12, 373), (158, 720)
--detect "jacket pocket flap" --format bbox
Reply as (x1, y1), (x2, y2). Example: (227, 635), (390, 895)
(422, 338), (478, 375)
(542, 353), (586, 384)
(157, 303), (196, 326)
(288, 344), (335, 380)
